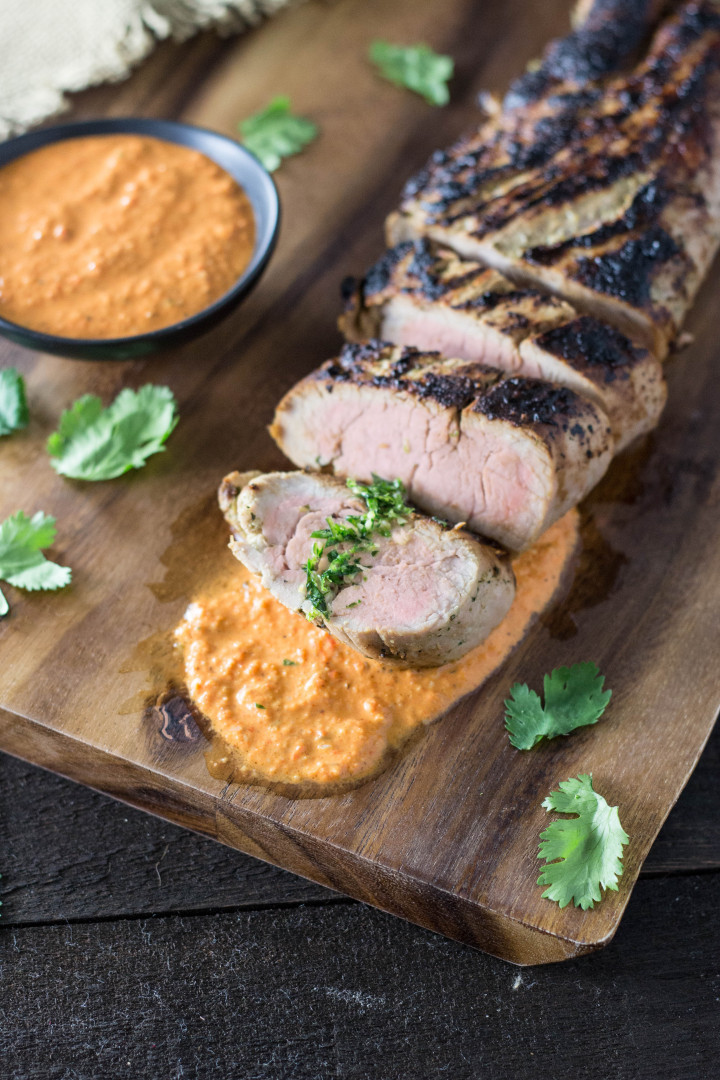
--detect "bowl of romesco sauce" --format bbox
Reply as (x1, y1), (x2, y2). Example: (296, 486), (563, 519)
(0, 117), (280, 360)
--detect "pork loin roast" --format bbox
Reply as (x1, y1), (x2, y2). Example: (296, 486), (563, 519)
(270, 343), (613, 551)
(218, 470), (515, 668)
(387, 1), (720, 358)
(340, 240), (666, 452)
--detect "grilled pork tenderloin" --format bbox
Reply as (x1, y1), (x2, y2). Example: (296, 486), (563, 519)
(387, 1), (720, 358)
(219, 470), (515, 668)
(505, 0), (675, 109)
(340, 240), (666, 452)
(269, 343), (613, 552)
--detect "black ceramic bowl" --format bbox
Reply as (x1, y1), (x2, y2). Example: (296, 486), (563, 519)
(0, 118), (280, 360)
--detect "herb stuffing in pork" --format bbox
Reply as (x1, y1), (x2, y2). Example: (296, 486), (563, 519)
(219, 470), (515, 669)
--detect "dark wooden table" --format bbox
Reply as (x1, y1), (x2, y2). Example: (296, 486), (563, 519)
(3, 725), (719, 1079)
(2, 4), (719, 1076)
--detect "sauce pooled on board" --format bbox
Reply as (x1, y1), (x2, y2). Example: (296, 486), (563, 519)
(0, 134), (255, 338)
(176, 511), (579, 791)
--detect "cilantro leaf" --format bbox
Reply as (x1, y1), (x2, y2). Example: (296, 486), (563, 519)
(0, 510), (72, 616)
(505, 662), (611, 750)
(538, 774), (629, 910)
(48, 385), (178, 481)
(369, 41), (454, 106)
(240, 96), (318, 172)
(0, 368), (29, 436)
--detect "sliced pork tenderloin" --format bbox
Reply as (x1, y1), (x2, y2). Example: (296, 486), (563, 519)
(270, 343), (613, 552)
(218, 470), (515, 668)
(341, 240), (665, 452)
(340, 239), (574, 368)
(388, 2), (720, 358)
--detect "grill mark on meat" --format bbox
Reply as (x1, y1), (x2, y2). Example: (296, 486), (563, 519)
(573, 226), (682, 305)
(390, 1), (720, 354)
(531, 316), (641, 383)
(505, 0), (673, 108)
(334, 342), (501, 408)
(342, 240), (571, 332)
(525, 177), (671, 264)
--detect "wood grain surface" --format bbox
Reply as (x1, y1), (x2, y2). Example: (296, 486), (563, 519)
(0, 0), (718, 966)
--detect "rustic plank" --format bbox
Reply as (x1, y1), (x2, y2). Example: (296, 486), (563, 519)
(2, 717), (717, 926)
(1, 874), (718, 1080)
(0, 0), (718, 964)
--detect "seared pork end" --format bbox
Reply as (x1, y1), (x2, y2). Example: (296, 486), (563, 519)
(341, 240), (664, 451)
(270, 343), (613, 552)
(389, 2), (720, 358)
(219, 470), (515, 668)
(339, 240), (574, 360)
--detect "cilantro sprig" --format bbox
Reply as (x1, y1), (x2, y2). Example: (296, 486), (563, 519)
(303, 475), (412, 620)
(0, 510), (72, 616)
(369, 41), (454, 106)
(0, 368), (29, 437)
(240, 96), (318, 172)
(538, 774), (629, 910)
(47, 385), (178, 481)
(505, 662), (611, 750)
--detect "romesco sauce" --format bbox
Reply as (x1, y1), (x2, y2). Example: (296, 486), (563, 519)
(175, 511), (579, 792)
(0, 134), (255, 338)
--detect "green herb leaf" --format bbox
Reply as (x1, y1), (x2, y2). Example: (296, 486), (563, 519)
(0, 368), (29, 436)
(538, 774), (629, 910)
(48, 385), (178, 481)
(505, 662), (611, 750)
(0, 510), (72, 616)
(369, 41), (454, 106)
(302, 475), (412, 619)
(282, 659), (297, 666)
(240, 95), (318, 172)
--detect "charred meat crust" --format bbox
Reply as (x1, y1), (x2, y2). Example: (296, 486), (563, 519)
(529, 315), (647, 383)
(393, 2), (720, 342)
(272, 342), (614, 550)
(319, 342), (609, 448)
(337, 239), (664, 453)
(505, 0), (674, 107)
(344, 238), (570, 322)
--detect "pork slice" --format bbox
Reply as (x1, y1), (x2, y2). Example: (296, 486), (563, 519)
(388, 2), (720, 358)
(218, 470), (515, 668)
(340, 240), (573, 364)
(270, 343), (613, 551)
(341, 241), (665, 452)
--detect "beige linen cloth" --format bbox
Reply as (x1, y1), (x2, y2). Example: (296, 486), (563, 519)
(0, 0), (297, 140)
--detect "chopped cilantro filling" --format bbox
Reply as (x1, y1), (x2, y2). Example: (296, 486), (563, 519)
(302, 475), (412, 620)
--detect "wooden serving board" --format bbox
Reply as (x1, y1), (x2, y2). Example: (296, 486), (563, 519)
(1, 0), (718, 966)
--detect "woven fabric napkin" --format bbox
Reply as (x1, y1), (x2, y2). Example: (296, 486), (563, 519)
(0, 0), (296, 140)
